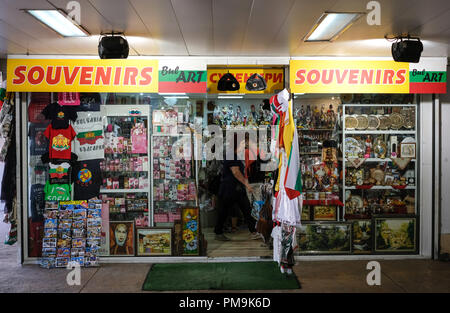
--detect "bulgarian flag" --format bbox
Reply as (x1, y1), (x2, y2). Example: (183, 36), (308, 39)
(76, 130), (103, 145)
(49, 163), (70, 179)
(282, 99), (302, 200)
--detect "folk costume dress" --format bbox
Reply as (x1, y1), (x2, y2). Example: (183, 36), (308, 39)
(270, 89), (303, 268)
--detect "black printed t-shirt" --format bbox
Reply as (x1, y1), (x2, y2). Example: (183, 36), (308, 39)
(77, 93), (101, 112)
(72, 160), (102, 200)
(28, 123), (49, 156)
(41, 102), (78, 129)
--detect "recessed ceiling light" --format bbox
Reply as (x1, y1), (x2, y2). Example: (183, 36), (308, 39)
(24, 9), (89, 37)
(304, 12), (363, 42)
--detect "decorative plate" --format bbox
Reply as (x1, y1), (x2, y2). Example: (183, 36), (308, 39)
(349, 195), (363, 209)
(371, 168), (385, 184)
(345, 137), (363, 157)
(378, 115), (391, 130)
(355, 115), (369, 130)
(389, 112), (405, 130)
(367, 115), (380, 130)
(341, 94), (354, 104)
(345, 116), (358, 130)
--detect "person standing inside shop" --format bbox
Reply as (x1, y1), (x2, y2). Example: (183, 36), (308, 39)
(214, 135), (258, 241)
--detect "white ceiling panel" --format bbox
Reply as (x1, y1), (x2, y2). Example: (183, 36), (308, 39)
(212, 0), (253, 55)
(128, 0), (187, 55)
(171, 0), (214, 55)
(88, 0), (149, 35)
(240, 0), (296, 54)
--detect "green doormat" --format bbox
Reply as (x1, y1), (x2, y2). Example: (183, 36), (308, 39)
(142, 262), (301, 291)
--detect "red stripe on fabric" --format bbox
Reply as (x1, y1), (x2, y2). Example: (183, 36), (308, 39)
(409, 82), (446, 94)
(158, 81), (207, 93)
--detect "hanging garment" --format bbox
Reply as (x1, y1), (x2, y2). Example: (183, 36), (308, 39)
(280, 225), (297, 266)
(44, 124), (77, 160)
(271, 225), (282, 265)
(72, 111), (105, 161)
(273, 149), (301, 226)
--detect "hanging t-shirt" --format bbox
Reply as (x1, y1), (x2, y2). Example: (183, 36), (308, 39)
(44, 125), (77, 160)
(29, 123), (49, 156)
(72, 111), (104, 161)
(41, 102), (78, 129)
(30, 184), (45, 222)
(72, 160), (102, 200)
(44, 181), (71, 201)
(48, 162), (72, 185)
(77, 93), (101, 112)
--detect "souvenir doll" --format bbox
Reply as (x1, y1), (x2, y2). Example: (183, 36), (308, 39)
(365, 135), (373, 158)
(320, 105), (326, 128)
(250, 104), (257, 121)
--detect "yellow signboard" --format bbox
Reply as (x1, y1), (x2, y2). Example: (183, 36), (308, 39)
(290, 60), (410, 94)
(7, 59), (159, 92)
(207, 68), (284, 94)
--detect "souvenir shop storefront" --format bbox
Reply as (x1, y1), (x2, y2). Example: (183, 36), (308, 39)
(4, 55), (446, 266)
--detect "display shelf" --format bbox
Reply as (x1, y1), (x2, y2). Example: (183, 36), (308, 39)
(345, 186), (415, 190)
(100, 188), (149, 194)
(151, 107), (198, 228)
(298, 128), (335, 131)
(303, 199), (344, 206)
(152, 133), (192, 137)
(345, 158), (416, 163)
(154, 200), (196, 203)
(344, 130), (415, 135)
(342, 103), (418, 220)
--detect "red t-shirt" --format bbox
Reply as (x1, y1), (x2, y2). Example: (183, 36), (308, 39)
(44, 125), (77, 160)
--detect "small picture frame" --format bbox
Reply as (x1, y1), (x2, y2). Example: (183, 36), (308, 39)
(400, 143), (416, 158)
(301, 205), (311, 221)
(109, 221), (135, 256)
(136, 228), (172, 256)
(351, 219), (373, 254)
(181, 207), (200, 256)
(313, 206), (337, 221)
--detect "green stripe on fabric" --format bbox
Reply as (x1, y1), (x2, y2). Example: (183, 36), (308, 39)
(409, 71), (446, 83)
(159, 71), (207, 82)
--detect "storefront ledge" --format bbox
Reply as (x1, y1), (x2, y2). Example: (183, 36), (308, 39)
(294, 255), (429, 261)
(22, 255), (430, 265)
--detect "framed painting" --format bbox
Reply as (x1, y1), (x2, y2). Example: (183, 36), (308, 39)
(109, 221), (135, 256)
(297, 222), (352, 255)
(136, 228), (172, 256)
(181, 207), (200, 256)
(351, 219), (372, 254)
(301, 205), (311, 221)
(374, 216), (417, 253)
(313, 206), (337, 221)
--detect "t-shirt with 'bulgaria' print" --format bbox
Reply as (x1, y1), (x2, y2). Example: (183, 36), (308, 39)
(44, 125), (77, 160)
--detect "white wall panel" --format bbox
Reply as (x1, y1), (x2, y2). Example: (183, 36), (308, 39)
(420, 95), (434, 258)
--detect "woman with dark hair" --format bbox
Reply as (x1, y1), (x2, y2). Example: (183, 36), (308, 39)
(214, 136), (258, 241)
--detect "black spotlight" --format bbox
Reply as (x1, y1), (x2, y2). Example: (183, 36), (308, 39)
(98, 33), (129, 59)
(391, 37), (423, 63)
